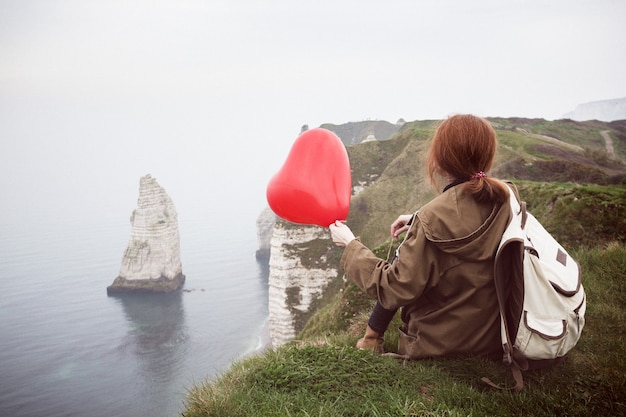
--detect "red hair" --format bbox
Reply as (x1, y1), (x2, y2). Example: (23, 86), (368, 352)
(427, 114), (508, 204)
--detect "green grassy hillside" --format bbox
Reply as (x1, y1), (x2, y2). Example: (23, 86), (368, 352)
(347, 118), (626, 247)
(184, 244), (626, 417)
(183, 118), (626, 417)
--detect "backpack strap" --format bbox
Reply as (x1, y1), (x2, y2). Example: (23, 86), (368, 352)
(517, 199), (528, 229)
(481, 362), (524, 392)
(482, 182), (528, 392)
(505, 181), (527, 228)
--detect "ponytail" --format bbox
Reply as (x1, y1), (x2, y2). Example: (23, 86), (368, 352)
(464, 174), (509, 205)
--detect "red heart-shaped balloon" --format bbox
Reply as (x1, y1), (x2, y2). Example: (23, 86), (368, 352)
(266, 128), (351, 227)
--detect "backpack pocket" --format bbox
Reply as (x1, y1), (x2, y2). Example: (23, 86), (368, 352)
(513, 252), (586, 361)
(515, 310), (568, 360)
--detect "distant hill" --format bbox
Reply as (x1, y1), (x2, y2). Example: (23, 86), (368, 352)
(562, 97), (626, 122)
(320, 120), (404, 145)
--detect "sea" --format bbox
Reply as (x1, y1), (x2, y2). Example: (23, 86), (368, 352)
(0, 199), (271, 417)
(0, 87), (305, 417)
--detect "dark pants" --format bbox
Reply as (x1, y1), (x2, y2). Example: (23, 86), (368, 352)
(368, 301), (397, 334)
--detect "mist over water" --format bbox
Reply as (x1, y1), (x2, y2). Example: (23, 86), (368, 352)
(0, 96), (279, 416)
(0, 192), (271, 416)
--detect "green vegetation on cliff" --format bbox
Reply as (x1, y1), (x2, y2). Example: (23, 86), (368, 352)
(184, 243), (626, 416)
(183, 118), (626, 417)
(347, 118), (626, 247)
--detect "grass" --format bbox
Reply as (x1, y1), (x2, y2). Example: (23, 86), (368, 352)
(182, 119), (626, 416)
(487, 117), (610, 151)
(514, 182), (626, 248)
(183, 243), (626, 417)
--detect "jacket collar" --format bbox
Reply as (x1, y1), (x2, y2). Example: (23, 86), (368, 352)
(443, 178), (469, 193)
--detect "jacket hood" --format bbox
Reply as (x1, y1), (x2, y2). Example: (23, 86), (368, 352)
(416, 185), (510, 261)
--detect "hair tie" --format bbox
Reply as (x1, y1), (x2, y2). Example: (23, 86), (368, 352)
(471, 171), (486, 179)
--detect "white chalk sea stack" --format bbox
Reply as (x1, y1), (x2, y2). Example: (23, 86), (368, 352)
(107, 174), (185, 294)
(255, 206), (277, 260)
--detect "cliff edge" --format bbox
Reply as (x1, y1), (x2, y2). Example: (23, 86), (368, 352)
(267, 221), (340, 347)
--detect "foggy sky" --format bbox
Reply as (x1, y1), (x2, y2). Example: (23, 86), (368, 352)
(1, 0), (625, 235)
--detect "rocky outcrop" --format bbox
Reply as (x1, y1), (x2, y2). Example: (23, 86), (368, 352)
(267, 221), (339, 347)
(107, 174), (185, 294)
(320, 120), (401, 145)
(255, 207), (277, 260)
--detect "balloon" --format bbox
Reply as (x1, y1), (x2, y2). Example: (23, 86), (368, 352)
(266, 128), (352, 227)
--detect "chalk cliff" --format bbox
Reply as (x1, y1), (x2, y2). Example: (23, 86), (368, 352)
(267, 221), (339, 347)
(255, 207), (277, 260)
(562, 97), (626, 122)
(107, 174), (185, 294)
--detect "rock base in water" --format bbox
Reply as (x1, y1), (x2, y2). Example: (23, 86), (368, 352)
(107, 273), (185, 295)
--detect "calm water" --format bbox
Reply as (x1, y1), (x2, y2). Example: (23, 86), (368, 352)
(0, 207), (270, 417)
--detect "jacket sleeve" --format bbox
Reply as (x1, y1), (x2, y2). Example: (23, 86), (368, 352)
(340, 219), (437, 311)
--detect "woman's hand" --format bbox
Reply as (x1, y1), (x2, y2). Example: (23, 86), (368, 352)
(390, 214), (413, 239)
(329, 220), (356, 247)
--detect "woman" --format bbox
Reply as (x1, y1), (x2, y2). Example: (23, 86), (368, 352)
(329, 114), (512, 360)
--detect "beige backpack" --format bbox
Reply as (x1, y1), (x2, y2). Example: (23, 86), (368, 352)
(483, 183), (586, 391)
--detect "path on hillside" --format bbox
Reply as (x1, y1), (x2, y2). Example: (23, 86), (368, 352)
(516, 128), (584, 153)
(601, 130), (616, 159)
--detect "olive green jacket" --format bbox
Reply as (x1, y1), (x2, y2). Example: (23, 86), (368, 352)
(341, 183), (512, 359)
